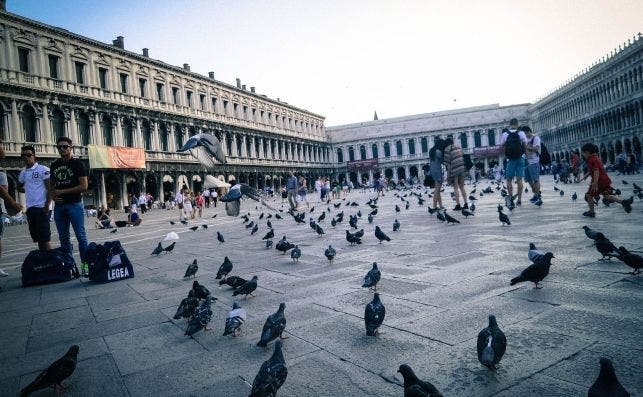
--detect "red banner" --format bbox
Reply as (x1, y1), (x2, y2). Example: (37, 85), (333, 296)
(88, 145), (146, 169)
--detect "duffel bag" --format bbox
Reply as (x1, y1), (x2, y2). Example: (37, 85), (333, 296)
(87, 240), (135, 283)
(21, 247), (79, 287)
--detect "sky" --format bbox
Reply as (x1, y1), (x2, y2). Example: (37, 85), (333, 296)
(7, 0), (643, 126)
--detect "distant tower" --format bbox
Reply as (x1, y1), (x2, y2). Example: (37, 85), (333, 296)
(373, 111), (378, 121)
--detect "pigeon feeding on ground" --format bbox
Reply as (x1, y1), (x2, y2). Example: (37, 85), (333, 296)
(588, 358), (630, 397)
(262, 228), (274, 240)
(324, 245), (336, 264)
(374, 226), (391, 243)
(362, 262), (381, 290)
(223, 302), (247, 337)
(257, 303), (287, 347)
(246, 221), (255, 229)
(216, 231), (225, 243)
(219, 275), (246, 289)
(151, 242), (164, 256)
(365, 293), (385, 336)
(397, 364), (443, 397)
(583, 226), (600, 241)
(249, 340), (288, 397)
(185, 295), (213, 337)
(345, 230), (362, 246)
(477, 315), (507, 370)
(180, 220), (188, 225)
(201, 224), (208, 229)
(233, 275), (258, 298)
(276, 236), (295, 254)
(189, 226), (198, 231)
(19, 345), (80, 397)
(510, 249), (555, 289)
(594, 233), (620, 260)
(251, 224), (259, 235)
(265, 239), (273, 249)
(110, 228), (117, 234)
(616, 246), (642, 275)
(528, 243), (556, 266)
(317, 212), (326, 222)
(393, 219), (400, 232)
(183, 259), (198, 278)
(290, 245), (301, 262)
(461, 207), (475, 218)
(572, 192), (578, 201)
(497, 205), (511, 226)
(173, 289), (199, 320)
(315, 224), (325, 236)
(216, 257), (233, 279)
(444, 211), (460, 225)
(163, 242), (176, 253)
(367, 214), (373, 223)
(192, 280), (210, 300)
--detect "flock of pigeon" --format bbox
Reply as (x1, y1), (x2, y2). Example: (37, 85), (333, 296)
(18, 177), (641, 397)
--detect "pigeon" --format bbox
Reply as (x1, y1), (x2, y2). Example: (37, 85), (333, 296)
(427, 207), (438, 216)
(170, 220), (176, 225)
(594, 233), (619, 260)
(251, 224), (258, 235)
(223, 302), (247, 337)
(393, 219), (400, 232)
(151, 242), (164, 256)
(571, 192), (578, 201)
(349, 215), (358, 229)
(469, 202), (476, 212)
(216, 256), (233, 279)
(334, 202), (341, 208)
(19, 345), (80, 397)
(201, 224), (208, 229)
(259, 212), (265, 219)
(444, 211), (460, 225)
(461, 208), (475, 218)
(367, 214), (373, 224)
(357, 210), (362, 218)
(560, 190), (564, 196)
(262, 228), (275, 240)
(249, 340), (288, 397)
(219, 275), (246, 289)
(189, 225), (198, 231)
(498, 205), (511, 226)
(233, 275), (258, 297)
(185, 294), (213, 336)
(324, 245), (336, 264)
(265, 239), (273, 249)
(314, 224), (325, 236)
(211, 214), (217, 218)
(331, 218), (337, 227)
(527, 243), (555, 266)
(275, 213), (283, 219)
(622, 180), (628, 185)
(616, 246), (642, 275)
(317, 212), (326, 222)
(436, 209), (446, 222)
(110, 228), (117, 234)
(216, 231), (225, 243)
(364, 293), (385, 336)
(397, 364), (444, 397)
(276, 236), (295, 254)
(369, 208), (378, 216)
(588, 358), (630, 397)
(395, 204), (401, 213)
(290, 245), (301, 262)
(192, 280), (210, 300)
(362, 262), (381, 290)
(310, 206), (315, 213)
(246, 221), (255, 229)
(554, 186), (560, 191)
(266, 220), (273, 228)
(405, 202), (410, 210)
(173, 289), (198, 320)
(583, 225), (600, 241)
(510, 254), (555, 289)
(257, 303), (287, 347)
(477, 315), (507, 370)
(374, 226), (391, 243)
(345, 230), (362, 245)
(183, 259), (198, 278)
(164, 242), (176, 253)
(180, 220), (188, 225)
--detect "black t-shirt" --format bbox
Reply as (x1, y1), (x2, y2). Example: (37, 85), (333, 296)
(50, 157), (87, 204)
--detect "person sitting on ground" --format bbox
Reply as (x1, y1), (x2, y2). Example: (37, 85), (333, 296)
(95, 207), (113, 228)
(127, 209), (142, 226)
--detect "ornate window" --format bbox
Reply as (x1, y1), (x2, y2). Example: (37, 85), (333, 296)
(474, 131), (482, 147)
(421, 137), (428, 153)
(101, 115), (112, 146)
(372, 143), (378, 158)
(488, 129), (496, 146)
(383, 142), (391, 157)
(160, 124), (168, 151)
(408, 139), (415, 155)
(336, 148), (343, 163)
(142, 120), (151, 150)
(123, 118), (134, 147)
(460, 132), (467, 149)
(78, 112), (90, 146)
(360, 145), (366, 160)
(21, 105), (37, 142)
(51, 108), (65, 141)
(395, 140), (403, 156)
(348, 146), (355, 161)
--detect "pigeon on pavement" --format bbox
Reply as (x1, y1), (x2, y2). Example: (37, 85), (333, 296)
(364, 293), (385, 336)
(528, 243), (555, 266)
(249, 340), (288, 397)
(444, 211), (460, 225)
(594, 233), (620, 260)
(216, 231), (225, 243)
(219, 275), (246, 289)
(257, 303), (287, 347)
(163, 242), (176, 253)
(19, 345), (80, 397)
(583, 225), (600, 240)
(173, 289), (198, 320)
(393, 219), (400, 232)
(192, 280), (210, 300)
(183, 259), (198, 278)
(374, 226), (391, 243)
(477, 315), (507, 370)
(291, 245), (301, 262)
(498, 205), (511, 226)
(262, 228), (274, 240)
(265, 239), (273, 249)
(345, 230), (362, 246)
(223, 302), (247, 337)
(510, 254), (555, 289)
(251, 224), (259, 235)
(362, 262), (381, 290)
(216, 257), (233, 279)
(151, 242), (164, 256)
(616, 246), (642, 275)
(233, 275), (258, 298)
(588, 358), (630, 397)
(324, 245), (336, 264)
(189, 226), (198, 231)
(276, 236), (295, 254)
(397, 364), (443, 397)
(185, 294), (213, 336)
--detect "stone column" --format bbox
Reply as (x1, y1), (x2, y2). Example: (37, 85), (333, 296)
(135, 119), (142, 148)
(481, 131), (489, 147)
(393, 168), (399, 182)
(404, 165), (410, 181)
(152, 120), (160, 151)
(121, 174), (128, 209)
(11, 99), (20, 141)
(168, 124), (176, 152)
(100, 172), (108, 209)
(467, 131), (474, 149)
(258, 137), (264, 158)
(40, 104), (50, 144)
(368, 169), (374, 185)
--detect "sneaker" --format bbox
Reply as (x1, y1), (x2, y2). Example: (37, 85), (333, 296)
(0, 269), (8, 277)
(80, 262), (89, 277)
(453, 204), (462, 211)
(582, 211), (596, 218)
(529, 195), (539, 203)
(516, 200), (522, 206)
(622, 196), (633, 213)
(602, 197), (610, 207)
(534, 199), (543, 207)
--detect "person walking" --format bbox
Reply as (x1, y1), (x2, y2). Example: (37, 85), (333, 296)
(195, 191), (205, 218)
(50, 137), (89, 265)
(297, 175), (309, 209)
(286, 171), (298, 211)
(0, 140), (24, 278)
(18, 145), (53, 251)
(429, 138), (445, 209)
(314, 176), (322, 202)
(175, 189), (185, 220)
(500, 119), (528, 207)
(443, 137), (468, 210)
(523, 126), (543, 206)
(137, 193), (147, 214)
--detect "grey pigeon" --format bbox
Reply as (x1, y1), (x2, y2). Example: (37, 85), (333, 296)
(595, 233), (619, 260)
(251, 224), (258, 235)
(110, 228), (117, 234)
(223, 302), (247, 337)
(246, 221), (255, 229)
(393, 219), (400, 232)
(249, 340), (288, 397)
(324, 245), (336, 264)
(498, 205), (511, 226)
(444, 211), (460, 225)
(19, 345), (79, 397)
(362, 262), (381, 290)
(180, 220), (188, 225)
(588, 358), (630, 397)
(510, 254), (554, 289)
(192, 280), (210, 300)
(290, 245), (301, 262)
(174, 289), (198, 320)
(151, 242), (164, 256)
(217, 231), (225, 243)
(216, 257), (233, 279)
(219, 275), (246, 289)
(395, 204), (400, 212)
(582, 226), (600, 241)
(436, 209), (446, 222)
(233, 275), (258, 298)
(572, 192), (578, 201)
(317, 212), (326, 222)
(189, 225), (198, 231)
(461, 208), (474, 218)
(397, 364), (443, 397)
(616, 246), (642, 275)
(201, 224), (208, 229)
(276, 236), (295, 254)
(528, 243), (555, 266)
(364, 293), (385, 336)
(163, 242), (176, 253)
(183, 259), (198, 278)
(374, 226), (391, 243)
(345, 230), (362, 245)
(368, 214), (373, 223)
(267, 220), (273, 228)
(477, 315), (507, 370)
(315, 224), (325, 236)
(262, 228), (274, 240)
(257, 303), (287, 347)
(185, 295), (213, 336)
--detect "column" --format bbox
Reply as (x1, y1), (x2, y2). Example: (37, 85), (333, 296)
(404, 165), (410, 181)
(168, 124), (176, 152)
(258, 137), (265, 158)
(481, 131), (489, 147)
(40, 104), (50, 144)
(135, 118), (143, 148)
(368, 169), (374, 185)
(100, 172), (108, 209)
(152, 120), (160, 151)
(11, 99), (20, 141)
(393, 168), (399, 182)
(121, 174), (128, 210)
(115, 115), (123, 147)
(467, 131), (474, 149)
(94, 112), (102, 145)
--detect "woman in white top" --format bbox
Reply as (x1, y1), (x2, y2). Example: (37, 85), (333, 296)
(183, 193), (193, 219)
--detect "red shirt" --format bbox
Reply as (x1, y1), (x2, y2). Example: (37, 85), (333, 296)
(195, 195), (205, 206)
(586, 154), (611, 189)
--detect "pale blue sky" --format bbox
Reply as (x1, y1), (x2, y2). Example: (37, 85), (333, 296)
(7, 0), (643, 126)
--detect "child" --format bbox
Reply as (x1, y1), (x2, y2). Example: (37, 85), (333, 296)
(580, 143), (633, 217)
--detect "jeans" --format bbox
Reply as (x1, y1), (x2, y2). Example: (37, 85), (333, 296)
(287, 188), (298, 210)
(54, 202), (89, 262)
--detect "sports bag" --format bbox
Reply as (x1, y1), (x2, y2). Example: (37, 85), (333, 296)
(86, 240), (135, 283)
(21, 247), (79, 287)
(504, 130), (524, 159)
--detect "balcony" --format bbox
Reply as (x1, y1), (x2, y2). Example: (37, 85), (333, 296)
(20, 72), (34, 84)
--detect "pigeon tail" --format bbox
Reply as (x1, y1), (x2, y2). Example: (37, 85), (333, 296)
(510, 276), (525, 286)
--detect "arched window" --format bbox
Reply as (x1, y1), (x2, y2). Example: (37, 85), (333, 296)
(336, 148), (343, 163)
(421, 137), (428, 153)
(395, 140), (403, 156)
(245, 136), (252, 157)
(474, 131), (482, 147)
(51, 108), (65, 142)
(383, 142), (391, 157)
(123, 118), (134, 147)
(176, 125), (184, 149)
(21, 105), (37, 142)
(159, 124), (168, 151)
(488, 129), (496, 146)
(236, 135), (242, 157)
(360, 145), (366, 160)
(371, 143), (378, 158)
(142, 120), (151, 150)
(348, 146), (355, 161)
(77, 112), (90, 146)
(101, 115), (112, 146)
(255, 136), (260, 157)
(460, 133), (468, 148)
(408, 139), (415, 155)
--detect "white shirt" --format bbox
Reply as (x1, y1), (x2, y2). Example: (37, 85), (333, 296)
(211, 191), (218, 198)
(18, 162), (50, 208)
(138, 195), (147, 205)
(174, 192), (184, 203)
(525, 135), (541, 164)
(203, 190), (210, 197)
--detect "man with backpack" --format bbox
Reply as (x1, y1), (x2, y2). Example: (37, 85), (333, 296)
(500, 118), (528, 207)
(523, 127), (543, 206)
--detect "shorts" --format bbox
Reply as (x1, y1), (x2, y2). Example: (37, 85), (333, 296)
(586, 183), (613, 197)
(26, 206), (51, 243)
(524, 162), (540, 183)
(505, 158), (525, 179)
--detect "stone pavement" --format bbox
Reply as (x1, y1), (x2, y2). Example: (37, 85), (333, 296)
(1, 173), (642, 397)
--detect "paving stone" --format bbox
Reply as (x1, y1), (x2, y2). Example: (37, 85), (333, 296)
(491, 373), (587, 397)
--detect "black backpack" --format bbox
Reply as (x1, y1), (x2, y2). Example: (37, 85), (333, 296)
(463, 154), (474, 170)
(504, 131), (524, 159)
(21, 248), (79, 287)
(86, 240), (135, 283)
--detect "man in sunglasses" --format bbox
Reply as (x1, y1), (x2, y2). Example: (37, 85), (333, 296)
(18, 145), (52, 251)
(50, 137), (88, 266)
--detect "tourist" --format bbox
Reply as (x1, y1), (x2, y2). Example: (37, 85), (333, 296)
(286, 171), (298, 210)
(0, 140), (24, 278)
(203, 188), (210, 208)
(138, 192), (147, 213)
(443, 137), (468, 210)
(297, 175), (309, 209)
(95, 206), (114, 229)
(175, 189), (185, 220)
(314, 176), (322, 202)
(211, 188), (218, 207)
(429, 138), (445, 209)
(500, 119), (528, 206)
(195, 191), (205, 218)
(523, 126), (543, 206)
(18, 145), (53, 251)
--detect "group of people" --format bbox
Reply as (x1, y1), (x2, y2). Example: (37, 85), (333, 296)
(173, 188), (212, 220)
(1, 136), (89, 278)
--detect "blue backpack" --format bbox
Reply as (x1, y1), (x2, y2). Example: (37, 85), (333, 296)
(21, 248), (79, 287)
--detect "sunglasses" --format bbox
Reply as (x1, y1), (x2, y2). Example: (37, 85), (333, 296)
(21, 153), (34, 158)
(57, 145), (71, 150)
